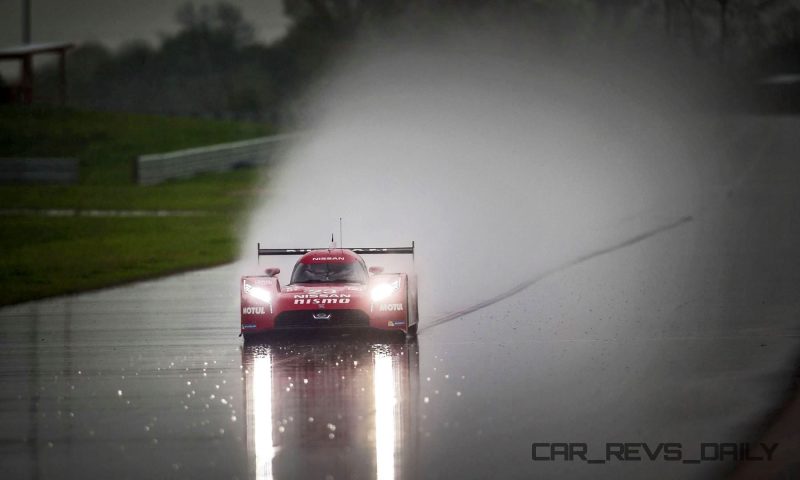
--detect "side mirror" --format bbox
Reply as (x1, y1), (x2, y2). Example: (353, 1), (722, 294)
(265, 267), (280, 277)
(368, 266), (384, 275)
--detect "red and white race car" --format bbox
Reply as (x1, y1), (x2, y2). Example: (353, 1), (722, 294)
(240, 243), (418, 337)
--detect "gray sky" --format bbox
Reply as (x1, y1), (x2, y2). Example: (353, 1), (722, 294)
(0, 0), (290, 48)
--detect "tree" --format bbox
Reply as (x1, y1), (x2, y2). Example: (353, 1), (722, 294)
(176, 2), (255, 47)
(282, 0), (407, 35)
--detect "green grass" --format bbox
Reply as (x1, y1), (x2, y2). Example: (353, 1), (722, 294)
(0, 215), (242, 305)
(0, 169), (265, 212)
(0, 107), (271, 305)
(0, 105), (270, 184)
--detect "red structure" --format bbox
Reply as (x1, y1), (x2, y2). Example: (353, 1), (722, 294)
(0, 42), (74, 105)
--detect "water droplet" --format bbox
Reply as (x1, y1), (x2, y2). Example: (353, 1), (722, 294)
(423, 397), (430, 403)
(117, 390), (123, 396)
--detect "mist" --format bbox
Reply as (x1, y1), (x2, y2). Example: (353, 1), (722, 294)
(240, 22), (715, 323)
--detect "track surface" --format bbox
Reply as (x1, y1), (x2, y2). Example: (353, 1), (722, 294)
(2, 121), (800, 480)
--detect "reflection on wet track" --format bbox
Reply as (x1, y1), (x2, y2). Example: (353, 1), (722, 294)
(243, 336), (419, 480)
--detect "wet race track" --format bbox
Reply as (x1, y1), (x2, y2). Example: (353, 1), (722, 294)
(2, 126), (800, 480)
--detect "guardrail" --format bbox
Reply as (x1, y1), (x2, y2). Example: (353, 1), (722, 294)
(0, 158), (79, 184)
(136, 134), (295, 185)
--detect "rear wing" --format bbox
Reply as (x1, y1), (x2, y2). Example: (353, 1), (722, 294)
(257, 242), (414, 257)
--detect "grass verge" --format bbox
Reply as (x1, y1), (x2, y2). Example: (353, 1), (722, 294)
(0, 107), (270, 305)
(0, 105), (269, 184)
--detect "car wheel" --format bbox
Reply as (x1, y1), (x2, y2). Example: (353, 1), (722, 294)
(406, 323), (418, 337)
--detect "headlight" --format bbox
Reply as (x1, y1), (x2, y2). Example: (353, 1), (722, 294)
(371, 280), (399, 302)
(246, 284), (271, 303)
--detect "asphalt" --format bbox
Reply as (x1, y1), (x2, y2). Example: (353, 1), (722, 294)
(2, 121), (800, 480)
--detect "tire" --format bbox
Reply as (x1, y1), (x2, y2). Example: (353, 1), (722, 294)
(406, 322), (418, 337)
(405, 277), (418, 338)
(242, 330), (273, 345)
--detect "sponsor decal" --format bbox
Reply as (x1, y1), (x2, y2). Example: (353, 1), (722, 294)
(313, 313), (332, 320)
(294, 298), (351, 305)
(379, 303), (404, 312)
(242, 306), (266, 315)
(304, 288), (345, 295)
(293, 292), (352, 305)
(294, 293), (351, 298)
(311, 256), (345, 262)
(242, 324), (257, 329)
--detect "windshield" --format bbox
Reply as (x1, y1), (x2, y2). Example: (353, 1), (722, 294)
(290, 261), (367, 284)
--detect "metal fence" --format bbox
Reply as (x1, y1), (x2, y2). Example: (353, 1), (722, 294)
(136, 134), (295, 185)
(0, 158), (79, 184)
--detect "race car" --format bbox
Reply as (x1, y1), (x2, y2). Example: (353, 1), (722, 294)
(240, 243), (418, 337)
